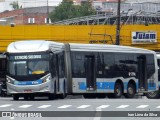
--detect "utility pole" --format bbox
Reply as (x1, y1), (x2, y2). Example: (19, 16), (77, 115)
(47, 0), (49, 23)
(115, 0), (121, 45)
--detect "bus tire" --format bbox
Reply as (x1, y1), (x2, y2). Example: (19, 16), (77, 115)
(146, 90), (160, 99)
(113, 82), (123, 98)
(13, 94), (19, 101)
(124, 83), (136, 98)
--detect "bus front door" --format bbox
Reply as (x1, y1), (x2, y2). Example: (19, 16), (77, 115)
(85, 56), (96, 91)
(138, 55), (147, 92)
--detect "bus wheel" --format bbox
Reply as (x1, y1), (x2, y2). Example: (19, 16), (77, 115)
(124, 83), (136, 98)
(113, 82), (123, 98)
(13, 94), (19, 101)
(146, 90), (160, 99)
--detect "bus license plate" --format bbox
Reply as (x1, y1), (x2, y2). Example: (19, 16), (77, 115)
(24, 90), (32, 93)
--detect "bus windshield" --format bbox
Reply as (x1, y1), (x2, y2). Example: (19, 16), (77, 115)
(9, 60), (49, 76)
(8, 54), (49, 76)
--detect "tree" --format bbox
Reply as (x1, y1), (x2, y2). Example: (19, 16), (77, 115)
(10, 1), (22, 10)
(49, 0), (96, 22)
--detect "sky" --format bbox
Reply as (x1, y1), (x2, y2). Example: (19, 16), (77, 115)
(0, 0), (62, 12)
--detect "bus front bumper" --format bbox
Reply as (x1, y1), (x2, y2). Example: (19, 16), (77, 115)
(7, 81), (51, 94)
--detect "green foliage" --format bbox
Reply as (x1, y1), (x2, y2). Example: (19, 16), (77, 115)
(49, 0), (96, 22)
(10, 1), (22, 10)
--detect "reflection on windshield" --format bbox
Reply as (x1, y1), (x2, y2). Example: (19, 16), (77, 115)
(9, 60), (49, 76)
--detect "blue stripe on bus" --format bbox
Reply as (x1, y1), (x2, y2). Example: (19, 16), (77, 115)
(79, 82), (116, 90)
(79, 81), (156, 91)
(148, 83), (156, 90)
(14, 79), (42, 85)
(96, 82), (115, 89)
(79, 82), (86, 90)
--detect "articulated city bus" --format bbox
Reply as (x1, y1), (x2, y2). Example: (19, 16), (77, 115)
(146, 54), (160, 99)
(6, 40), (67, 100)
(66, 43), (159, 98)
(6, 40), (159, 100)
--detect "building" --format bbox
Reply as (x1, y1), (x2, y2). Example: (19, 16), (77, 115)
(125, 0), (160, 3)
(0, 6), (55, 25)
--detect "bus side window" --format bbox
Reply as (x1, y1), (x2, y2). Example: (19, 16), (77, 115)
(103, 53), (115, 77)
(58, 53), (65, 78)
(96, 53), (103, 77)
(51, 54), (56, 77)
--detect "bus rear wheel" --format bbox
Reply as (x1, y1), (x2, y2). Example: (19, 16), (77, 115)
(146, 90), (160, 99)
(124, 83), (136, 98)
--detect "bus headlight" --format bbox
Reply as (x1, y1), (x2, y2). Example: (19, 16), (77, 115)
(42, 76), (51, 83)
(7, 78), (14, 84)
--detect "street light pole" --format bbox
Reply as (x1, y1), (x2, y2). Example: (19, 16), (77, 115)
(115, 0), (121, 45)
(47, 0), (49, 23)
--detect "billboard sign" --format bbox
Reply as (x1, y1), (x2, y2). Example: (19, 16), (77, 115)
(132, 31), (157, 44)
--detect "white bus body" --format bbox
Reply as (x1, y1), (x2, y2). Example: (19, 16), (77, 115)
(65, 43), (159, 98)
(6, 40), (159, 100)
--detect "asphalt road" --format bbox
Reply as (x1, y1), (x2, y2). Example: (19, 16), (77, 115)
(0, 96), (160, 120)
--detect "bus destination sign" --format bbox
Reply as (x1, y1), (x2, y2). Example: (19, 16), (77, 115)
(15, 55), (41, 60)
(9, 54), (49, 60)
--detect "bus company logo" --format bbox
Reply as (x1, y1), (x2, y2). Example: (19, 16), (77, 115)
(132, 31), (157, 43)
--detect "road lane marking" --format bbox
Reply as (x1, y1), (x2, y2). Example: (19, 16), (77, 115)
(156, 106), (160, 108)
(97, 105), (110, 109)
(136, 105), (149, 108)
(38, 105), (51, 108)
(77, 105), (90, 109)
(0, 104), (12, 107)
(116, 105), (129, 108)
(19, 105), (32, 108)
(94, 108), (102, 120)
(58, 105), (72, 109)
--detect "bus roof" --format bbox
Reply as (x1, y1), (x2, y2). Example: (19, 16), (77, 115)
(157, 54), (160, 59)
(7, 40), (64, 53)
(7, 40), (155, 54)
(68, 43), (155, 54)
